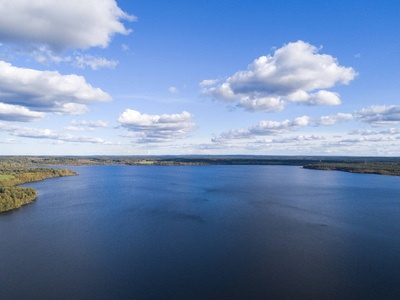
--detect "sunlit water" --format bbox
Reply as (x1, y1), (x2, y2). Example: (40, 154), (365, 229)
(1, 165), (400, 299)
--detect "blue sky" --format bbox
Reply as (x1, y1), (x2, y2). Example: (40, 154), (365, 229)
(0, 0), (399, 155)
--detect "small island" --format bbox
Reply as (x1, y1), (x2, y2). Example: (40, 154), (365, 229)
(0, 167), (78, 213)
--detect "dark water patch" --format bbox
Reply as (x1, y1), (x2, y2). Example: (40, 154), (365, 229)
(148, 208), (205, 223)
(192, 197), (209, 202)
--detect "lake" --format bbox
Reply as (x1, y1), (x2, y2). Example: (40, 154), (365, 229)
(1, 165), (400, 299)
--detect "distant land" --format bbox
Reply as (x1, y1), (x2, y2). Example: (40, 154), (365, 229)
(1, 155), (399, 213)
(1, 155), (400, 175)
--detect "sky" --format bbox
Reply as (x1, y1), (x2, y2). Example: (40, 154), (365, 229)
(0, 0), (399, 156)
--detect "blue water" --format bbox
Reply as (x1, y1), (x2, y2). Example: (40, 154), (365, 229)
(1, 165), (400, 299)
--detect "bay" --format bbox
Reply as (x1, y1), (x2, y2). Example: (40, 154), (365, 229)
(1, 165), (400, 299)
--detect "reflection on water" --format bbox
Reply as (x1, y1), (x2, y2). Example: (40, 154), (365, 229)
(1, 165), (400, 299)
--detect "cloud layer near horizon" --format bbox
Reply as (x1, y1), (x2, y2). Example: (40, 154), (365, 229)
(202, 41), (357, 112)
(0, 122), (117, 145)
(212, 116), (310, 142)
(213, 105), (400, 142)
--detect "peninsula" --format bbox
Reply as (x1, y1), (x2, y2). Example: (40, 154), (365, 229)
(0, 167), (78, 213)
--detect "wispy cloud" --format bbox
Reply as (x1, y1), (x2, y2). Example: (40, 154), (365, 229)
(71, 119), (109, 128)
(73, 53), (118, 70)
(199, 79), (219, 87)
(168, 86), (179, 94)
(0, 122), (117, 145)
(1, 138), (20, 144)
(63, 126), (85, 132)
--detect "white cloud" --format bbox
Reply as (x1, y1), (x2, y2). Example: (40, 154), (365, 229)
(287, 90), (341, 106)
(211, 103), (400, 144)
(338, 136), (397, 144)
(212, 116), (310, 142)
(238, 96), (286, 112)
(379, 128), (400, 135)
(272, 135), (325, 143)
(0, 61), (111, 116)
(199, 79), (219, 87)
(71, 119), (109, 128)
(348, 129), (376, 136)
(118, 110), (196, 143)
(74, 54), (118, 70)
(0, 0), (136, 52)
(202, 41), (357, 112)
(1, 138), (20, 144)
(121, 44), (129, 51)
(315, 105), (400, 127)
(348, 128), (400, 136)
(168, 86), (179, 94)
(0, 122), (116, 144)
(33, 47), (72, 65)
(355, 105), (400, 127)
(0, 103), (46, 122)
(63, 126), (85, 132)
(314, 113), (354, 126)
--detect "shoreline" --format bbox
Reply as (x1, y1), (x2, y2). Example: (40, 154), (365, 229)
(0, 168), (78, 213)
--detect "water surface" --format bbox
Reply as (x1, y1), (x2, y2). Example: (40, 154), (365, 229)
(1, 165), (400, 299)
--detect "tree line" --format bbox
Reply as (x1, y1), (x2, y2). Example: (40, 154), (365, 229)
(0, 167), (78, 213)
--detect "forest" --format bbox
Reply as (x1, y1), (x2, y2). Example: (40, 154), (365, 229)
(0, 167), (78, 213)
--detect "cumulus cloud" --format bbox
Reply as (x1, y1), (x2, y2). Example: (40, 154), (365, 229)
(238, 96), (286, 112)
(168, 87), (179, 94)
(202, 41), (357, 112)
(0, 0), (136, 52)
(287, 90), (341, 106)
(71, 119), (109, 128)
(212, 116), (310, 142)
(118, 110), (196, 143)
(0, 103), (46, 122)
(74, 54), (119, 70)
(0, 61), (111, 116)
(0, 122), (116, 144)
